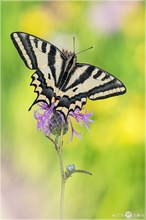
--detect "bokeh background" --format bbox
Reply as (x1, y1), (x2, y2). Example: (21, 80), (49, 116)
(1, 1), (145, 219)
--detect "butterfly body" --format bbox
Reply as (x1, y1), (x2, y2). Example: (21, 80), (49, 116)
(11, 32), (126, 118)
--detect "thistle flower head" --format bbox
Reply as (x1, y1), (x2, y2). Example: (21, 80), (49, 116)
(34, 102), (93, 141)
(49, 111), (68, 136)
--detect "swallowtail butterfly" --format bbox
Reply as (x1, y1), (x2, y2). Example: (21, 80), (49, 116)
(11, 32), (126, 118)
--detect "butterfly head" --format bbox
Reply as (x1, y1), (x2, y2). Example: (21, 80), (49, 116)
(62, 48), (77, 61)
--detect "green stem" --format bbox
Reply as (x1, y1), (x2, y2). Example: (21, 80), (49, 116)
(59, 150), (66, 219)
(56, 135), (66, 219)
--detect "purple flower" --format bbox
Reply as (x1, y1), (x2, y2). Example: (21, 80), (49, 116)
(34, 102), (93, 141)
(68, 108), (93, 141)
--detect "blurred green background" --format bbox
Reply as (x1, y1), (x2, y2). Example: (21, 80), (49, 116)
(1, 1), (145, 219)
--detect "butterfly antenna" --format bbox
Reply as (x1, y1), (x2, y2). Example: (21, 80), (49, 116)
(76, 46), (94, 55)
(73, 35), (76, 54)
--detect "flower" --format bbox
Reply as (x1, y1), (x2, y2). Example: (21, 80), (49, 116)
(68, 108), (93, 141)
(34, 102), (93, 141)
(49, 111), (68, 136)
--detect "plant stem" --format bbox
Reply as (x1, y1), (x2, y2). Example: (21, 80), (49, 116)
(59, 150), (66, 219)
(56, 135), (66, 219)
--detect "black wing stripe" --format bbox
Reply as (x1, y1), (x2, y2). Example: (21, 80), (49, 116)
(41, 41), (47, 53)
(47, 45), (57, 85)
(93, 69), (103, 79)
(62, 65), (95, 91)
(49, 65), (56, 86)
(79, 65), (96, 82)
(48, 44), (56, 65)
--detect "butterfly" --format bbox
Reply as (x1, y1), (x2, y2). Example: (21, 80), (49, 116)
(10, 32), (126, 118)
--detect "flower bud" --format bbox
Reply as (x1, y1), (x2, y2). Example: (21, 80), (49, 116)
(66, 164), (76, 172)
(49, 112), (68, 136)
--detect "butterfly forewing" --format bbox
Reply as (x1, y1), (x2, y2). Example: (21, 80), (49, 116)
(11, 32), (126, 118)
(75, 64), (126, 100)
(10, 32), (66, 69)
